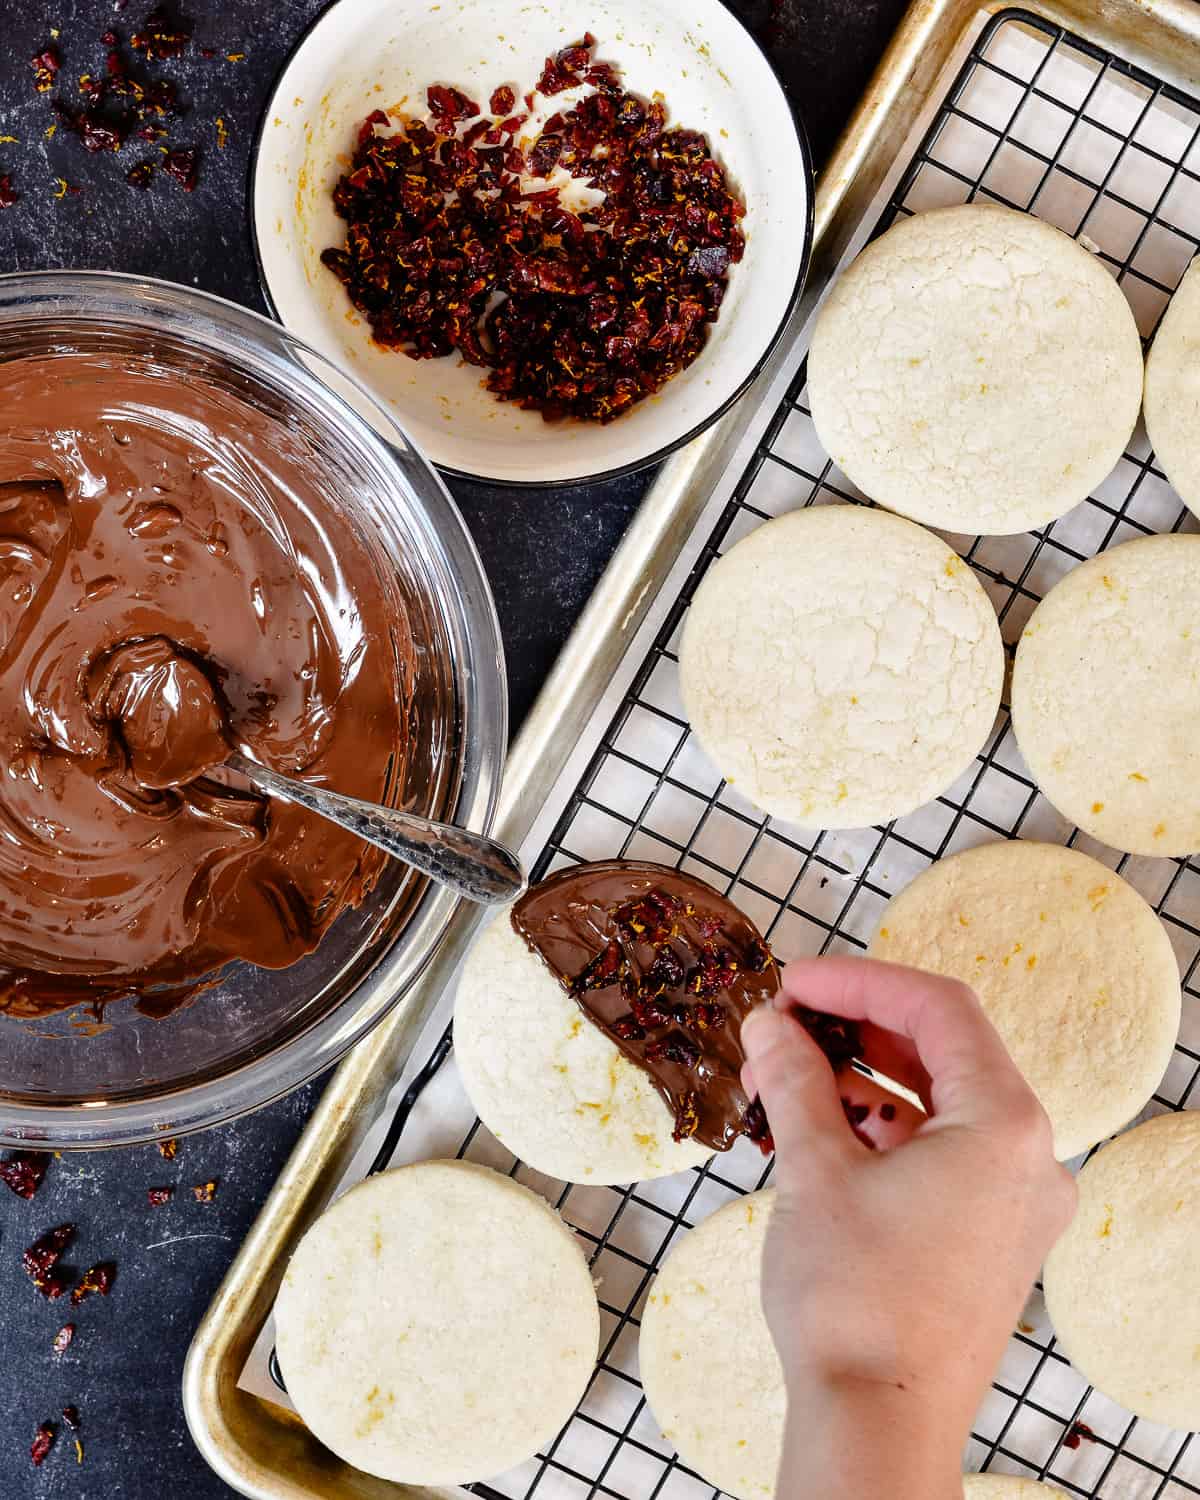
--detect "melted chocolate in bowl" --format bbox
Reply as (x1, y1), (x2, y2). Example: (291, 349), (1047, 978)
(0, 353), (416, 1019)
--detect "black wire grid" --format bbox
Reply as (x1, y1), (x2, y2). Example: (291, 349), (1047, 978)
(273, 9), (1200, 1496)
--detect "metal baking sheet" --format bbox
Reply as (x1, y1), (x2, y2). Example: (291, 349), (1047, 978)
(185, 3), (1200, 1497)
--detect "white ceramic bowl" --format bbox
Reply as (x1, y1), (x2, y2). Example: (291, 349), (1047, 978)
(251, 0), (812, 485)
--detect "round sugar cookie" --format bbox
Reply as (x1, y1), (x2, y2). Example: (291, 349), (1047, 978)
(274, 1160), (599, 1486)
(1145, 256), (1200, 521)
(454, 915), (711, 1184)
(640, 1190), (783, 1500)
(964, 1479), (1060, 1498)
(679, 504), (1003, 828)
(807, 204), (1142, 535)
(1012, 533), (1200, 856)
(870, 841), (1180, 1160)
(1043, 1111), (1200, 1430)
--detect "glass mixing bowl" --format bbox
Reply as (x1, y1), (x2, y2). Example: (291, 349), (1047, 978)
(0, 271), (506, 1148)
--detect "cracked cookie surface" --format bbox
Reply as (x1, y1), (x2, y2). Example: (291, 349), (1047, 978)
(679, 504), (1003, 828)
(1012, 533), (1200, 856)
(807, 204), (1142, 535)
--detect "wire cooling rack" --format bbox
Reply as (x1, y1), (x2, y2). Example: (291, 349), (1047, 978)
(266, 10), (1200, 1497)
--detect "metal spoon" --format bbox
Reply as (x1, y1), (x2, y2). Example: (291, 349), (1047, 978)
(226, 752), (525, 905)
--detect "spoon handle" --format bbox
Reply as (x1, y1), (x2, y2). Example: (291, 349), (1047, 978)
(227, 753), (526, 905)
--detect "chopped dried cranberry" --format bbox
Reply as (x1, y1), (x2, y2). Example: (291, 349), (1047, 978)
(0, 1151), (48, 1198)
(0, 176), (17, 209)
(643, 944), (685, 994)
(80, 112), (125, 154)
(630, 994), (673, 1030)
(358, 108), (389, 146)
(147, 1186), (172, 1205)
(162, 147), (199, 191)
(687, 946), (738, 998)
(101, 28), (120, 46)
(615, 893), (675, 943)
(126, 161), (153, 189)
(743, 939), (771, 974)
(645, 1031), (700, 1069)
(1064, 1421), (1097, 1450)
(427, 84), (479, 126)
(192, 1179), (217, 1203)
(130, 4), (193, 60)
(672, 1091), (700, 1142)
(570, 939), (623, 995)
(744, 1096), (774, 1155)
(23, 1223), (75, 1298)
(157, 1137), (178, 1159)
(31, 46), (61, 94)
(141, 78), (181, 117)
(688, 245), (730, 278)
(31, 1422), (55, 1467)
(52, 1323), (75, 1355)
(689, 1001), (727, 1031)
(61, 1406), (80, 1432)
(489, 85), (515, 116)
(71, 1262), (115, 1305)
(610, 1014), (646, 1043)
(537, 34), (597, 95)
(529, 133), (562, 177)
(795, 1006), (860, 1070)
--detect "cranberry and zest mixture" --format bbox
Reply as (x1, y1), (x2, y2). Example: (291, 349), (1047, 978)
(322, 35), (746, 422)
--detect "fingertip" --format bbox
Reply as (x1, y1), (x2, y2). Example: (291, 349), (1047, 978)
(741, 1003), (790, 1062)
(739, 1004), (857, 1157)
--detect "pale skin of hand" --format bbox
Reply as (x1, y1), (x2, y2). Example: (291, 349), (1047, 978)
(740, 957), (1078, 1500)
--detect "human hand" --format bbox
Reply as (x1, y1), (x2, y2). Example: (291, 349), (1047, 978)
(740, 956), (1077, 1499)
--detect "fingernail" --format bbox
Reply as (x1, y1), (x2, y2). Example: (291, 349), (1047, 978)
(741, 1005), (783, 1061)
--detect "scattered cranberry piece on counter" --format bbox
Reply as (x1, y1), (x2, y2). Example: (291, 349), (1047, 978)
(71, 1261), (116, 1305)
(31, 1422), (55, 1466)
(0, 1151), (48, 1198)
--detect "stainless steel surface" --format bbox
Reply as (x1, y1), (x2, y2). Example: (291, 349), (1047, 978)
(185, 3), (1200, 1496)
(227, 753), (526, 906)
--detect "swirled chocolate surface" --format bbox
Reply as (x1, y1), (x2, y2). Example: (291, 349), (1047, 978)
(0, 352), (411, 1018)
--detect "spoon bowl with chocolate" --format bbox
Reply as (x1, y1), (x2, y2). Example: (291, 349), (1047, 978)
(0, 272), (505, 1147)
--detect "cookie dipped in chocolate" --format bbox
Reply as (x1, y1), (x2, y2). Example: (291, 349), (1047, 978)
(512, 860), (859, 1153)
(0, 352), (412, 1018)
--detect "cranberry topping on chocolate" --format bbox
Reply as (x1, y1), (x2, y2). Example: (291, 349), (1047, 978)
(512, 860), (860, 1153)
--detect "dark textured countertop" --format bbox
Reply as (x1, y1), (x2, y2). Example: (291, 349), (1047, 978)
(0, 1), (906, 1493)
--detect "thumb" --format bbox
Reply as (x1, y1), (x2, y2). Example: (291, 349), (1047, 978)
(741, 1006), (859, 1173)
